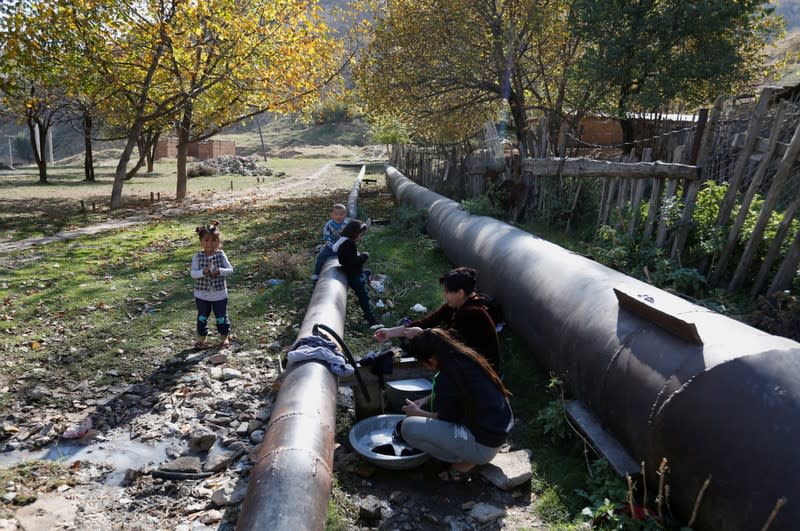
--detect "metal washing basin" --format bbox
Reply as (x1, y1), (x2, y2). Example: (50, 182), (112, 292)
(348, 414), (429, 470)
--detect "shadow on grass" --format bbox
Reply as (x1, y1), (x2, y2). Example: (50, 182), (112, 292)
(0, 198), (324, 475)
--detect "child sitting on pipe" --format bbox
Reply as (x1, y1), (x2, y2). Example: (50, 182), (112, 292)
(334, 219), (381, 328)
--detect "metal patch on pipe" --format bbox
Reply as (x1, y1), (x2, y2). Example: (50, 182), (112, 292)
(614, 287), (703, 345)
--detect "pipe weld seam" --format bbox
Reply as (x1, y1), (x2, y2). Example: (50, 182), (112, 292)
(254, 446), (334, 476)
(601, 326), (649, 394)
(264, 410), (305, 431)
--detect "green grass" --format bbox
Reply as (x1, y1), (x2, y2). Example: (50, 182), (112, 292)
(0, 157), (358, 242)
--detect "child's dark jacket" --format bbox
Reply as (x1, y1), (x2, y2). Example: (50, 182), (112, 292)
(336, 238), (367, 275)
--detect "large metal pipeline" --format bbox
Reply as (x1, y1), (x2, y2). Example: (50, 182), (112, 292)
(237, 254), (347, 529)
(386, 165), (800, 531)
(347, 165), (366, 219)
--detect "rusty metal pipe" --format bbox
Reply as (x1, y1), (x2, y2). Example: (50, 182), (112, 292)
(347, 165), (366, 219)
(237, 254), (347, 529)
(386, 165), (800, 531)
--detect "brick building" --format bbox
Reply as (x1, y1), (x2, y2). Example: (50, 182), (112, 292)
(154, 138), (236, 161)
(154, 138), (178, 159)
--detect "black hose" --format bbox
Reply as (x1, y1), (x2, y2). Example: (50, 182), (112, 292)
(312, 323), (371, 402)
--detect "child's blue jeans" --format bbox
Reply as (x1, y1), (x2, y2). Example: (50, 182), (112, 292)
(196, 297), (230, 337)
(313, 246), (337, 276)
(346, 271), (376, 323)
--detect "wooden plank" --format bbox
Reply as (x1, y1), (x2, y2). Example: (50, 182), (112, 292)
(728, 116), (800, 292)
(715, 101), (788, 278)
(521, 157), (699, 179)
(626, 148), (652, 238)
(735, 132), (800, 163)
(565, 400), (640, 478)
(655, 178), (678, 248)
(752, 190), (800, 296)
(671, 101), (722, 260)
(714, 87), (777, 237)
(643, 177), (664, 241)
(768, 227), (800, 296)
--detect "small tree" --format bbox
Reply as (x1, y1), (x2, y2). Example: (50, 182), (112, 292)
(368, 114), (410, 153)
(573, 0), (783, 150)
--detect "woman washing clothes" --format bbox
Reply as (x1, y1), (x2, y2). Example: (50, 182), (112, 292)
(399, 328), (513, 480)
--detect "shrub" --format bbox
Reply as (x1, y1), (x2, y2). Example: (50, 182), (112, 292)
(392, 206), (428, 234)
(651, 258), (707, 297)
(461, 183), (505, 218)
(261, 250), (307, 281)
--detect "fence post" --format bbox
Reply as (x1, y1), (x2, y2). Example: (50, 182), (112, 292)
(670, 102), (718, 260)
(627, 148), (652, 238)
(713, 87), (775, 237)
(752, 190), (800, 296)
(767, 228), (800, 295)
(599, 177), (618, 230)
(595, 178), (608, 232)
(714, 101), (787, 277)
(655, 145), (685, 249)
(643, 162), (664, 241)
(728, 117), (800, 292)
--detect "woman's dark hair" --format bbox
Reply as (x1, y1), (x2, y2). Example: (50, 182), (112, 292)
(439, 267), (477, 294)
(407, 328), (510, 398)
(196, 221), (220, 240)
(341, 219), (367, 239)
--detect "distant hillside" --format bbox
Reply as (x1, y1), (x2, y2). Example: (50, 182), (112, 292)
(0, 114), (371, 164)
(775, 0), (800, 32)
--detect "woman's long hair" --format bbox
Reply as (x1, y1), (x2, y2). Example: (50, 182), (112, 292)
(407, 328), (511, 398)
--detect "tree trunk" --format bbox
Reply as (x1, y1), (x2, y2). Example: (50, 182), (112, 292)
(111, 117), (144, 209)
(27, 118), (48, 184)
(146, 132), (160, 173)
(176, 103), (193, 201)
(126, 132), (148, 180)
(83, 112), (95, 182)
(620, 118), (635, 155)
(110, 40), (166, 209)
(506, 89), (529, 161)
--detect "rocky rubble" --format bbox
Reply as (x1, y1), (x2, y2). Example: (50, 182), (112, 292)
(189, 155), (280, 177)
(1, 343), (538, 531)
(0, 344), (280, 530)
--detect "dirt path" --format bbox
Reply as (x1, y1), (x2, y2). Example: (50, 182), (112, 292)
(0, 162), (343, 255)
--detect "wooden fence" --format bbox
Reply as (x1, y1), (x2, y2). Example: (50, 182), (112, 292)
(390, 86), (800, 297)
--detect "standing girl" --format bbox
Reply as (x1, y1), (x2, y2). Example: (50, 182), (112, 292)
(190, 222), (234, 348)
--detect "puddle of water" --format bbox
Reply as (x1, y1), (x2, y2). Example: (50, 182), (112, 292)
(0, 436), (180, 485)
